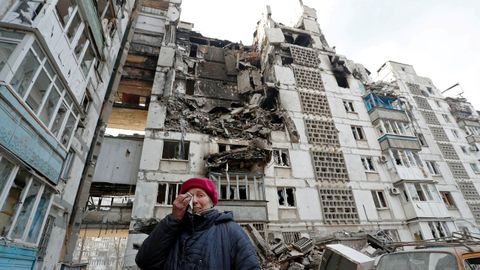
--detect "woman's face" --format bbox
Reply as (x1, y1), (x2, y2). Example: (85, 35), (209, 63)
(187, 187), (213, 213)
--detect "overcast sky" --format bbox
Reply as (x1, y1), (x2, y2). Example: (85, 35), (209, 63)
(181, 0), (480, 109)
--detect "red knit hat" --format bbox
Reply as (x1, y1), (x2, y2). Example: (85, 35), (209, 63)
(180, 177), (218, 205)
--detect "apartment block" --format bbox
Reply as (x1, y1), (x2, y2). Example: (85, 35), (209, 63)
(0, 0), (135, 268)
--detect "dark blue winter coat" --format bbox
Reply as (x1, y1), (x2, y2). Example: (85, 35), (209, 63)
(135, 209), (260, 270)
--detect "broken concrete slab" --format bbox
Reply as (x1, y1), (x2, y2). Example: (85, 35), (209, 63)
(266, 28), (285, 44)
(158, 46), (176, 67)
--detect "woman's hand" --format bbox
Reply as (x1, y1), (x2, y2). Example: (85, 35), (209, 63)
(172, 193), (191, 220)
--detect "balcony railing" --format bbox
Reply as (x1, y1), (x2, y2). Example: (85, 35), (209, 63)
(209, 172), (266, 201)
(364, 93), (403, 112)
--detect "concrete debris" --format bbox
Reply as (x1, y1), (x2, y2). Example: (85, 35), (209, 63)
(365, 81), (400, 97)
(205, 146), (271, 171)
(292, 237), (314, 253)
(165, 95), (285, 140)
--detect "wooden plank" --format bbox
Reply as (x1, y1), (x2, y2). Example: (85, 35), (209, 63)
(118, 79), (152, 96)
(107, 108), (147, 131)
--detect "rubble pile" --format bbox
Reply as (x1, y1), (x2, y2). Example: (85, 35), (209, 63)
(365, 81), (400, 97)
(261, 237), (323, 270)
(205, 146), (271, 171)
(164, 95), (285, 140)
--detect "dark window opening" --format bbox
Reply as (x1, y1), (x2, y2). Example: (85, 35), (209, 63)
(278, 187), (295, 207)
(162, 140), (190, 160)
(261, 88), (278, 111)
(284, 33), (294, 44)
(294, 34), (312, 47)
(189, 36), (208, 45)
(281, 56), (293, 65)
(273, 149), (290, 167)
(189, 44), (197, 57)
(186, 79), (195, 95)
(218, 144), (227, 152)
(334, 72), (349, 88)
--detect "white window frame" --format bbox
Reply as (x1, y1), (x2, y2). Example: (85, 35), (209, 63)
(426, 161), (441, 175)
(157, 183), (181, 205)
(343, 100), (355, 113)
(272, 148), (290, 167)
(0, 157), (54, 245)
(361, 156), (376, 172)
(277, 187), (296, 208)
(470, 163), (480, 174)
(371, 190), (388, 209)
(351, 126), (365, 140)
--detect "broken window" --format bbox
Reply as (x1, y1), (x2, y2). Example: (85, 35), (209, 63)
(157, 183), (181, 205)
(0, 40), (17, 73)
(38, 81), (61, 126)
(417, 133), (427, 147)
(343, 100), (355, 113)
(0, 165), (53, 244)
(371, 190), (387, 208)
(440, 191), (456, 208)
(442, 114), (451, 123)
(61, 149), (75, 180)
(273, 149), (290, 167)
(55, 0), (76, 27)
(162, 140), (190, 160)
(361, 157), (375, 172)
(426, 161), (440, 175)
(351, 126), (365, 140)
(334, 72), (349, 88)
(470, 163), (480, 174)
(81, 45), (95, 76)
(25, 69), (52, 113)
(10, 0), (45, 24)
(189, 44), (197, 57)
(10, 49), (40, 97)
(277, 187), (295, 207)
(66, 12), (82, 42)
(60, 109), (79, 147)
(74, 30), (88, 60)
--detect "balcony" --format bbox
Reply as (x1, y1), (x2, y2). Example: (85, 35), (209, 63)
(379, 134), (421, 151)
(209, 172), (268, 222)
(364, 94), (409, 123)
(467, 134), (480, 144)
(395, 182), (450, 220)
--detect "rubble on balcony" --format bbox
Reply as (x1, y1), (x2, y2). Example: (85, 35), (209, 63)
(365, 81), (400, 97)
(205, 146), (272, 171)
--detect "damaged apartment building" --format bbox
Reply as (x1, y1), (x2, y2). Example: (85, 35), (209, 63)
(60, 0), (480, 269)
(0, 0), (138, 268)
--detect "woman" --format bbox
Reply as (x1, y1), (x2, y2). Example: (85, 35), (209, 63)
(135, 177), (260, 269)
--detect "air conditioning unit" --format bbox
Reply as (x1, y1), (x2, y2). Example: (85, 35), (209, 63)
(389, 187), (401, 195)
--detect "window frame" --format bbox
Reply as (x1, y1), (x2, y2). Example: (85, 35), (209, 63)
(0, 156), (54, 245)
(272, 148), (291, 168)
(361, 156), (376, 172)
(343, 100), (355, 113)
(470, 163), (480, 174)
(351, 126), (365, 140)
(426, 161), (441, 176)
(440, 191), (456, 209)
(277, 187), (296, 208)
(157, 183), (181, 205)
(371, 190), (388, 209)
(161, 140), (190, 161)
